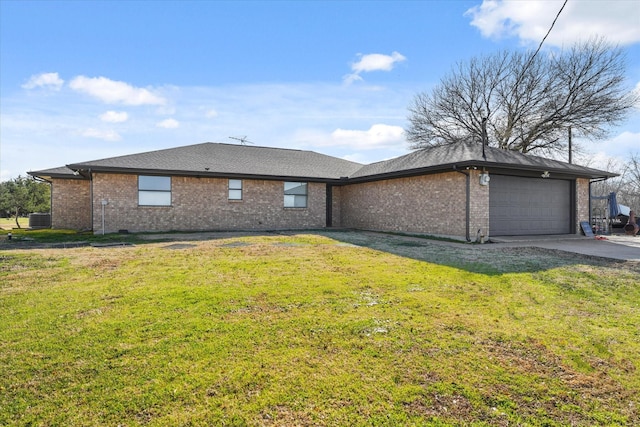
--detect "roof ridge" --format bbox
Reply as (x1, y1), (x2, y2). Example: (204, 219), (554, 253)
(209, 142), (308, 153)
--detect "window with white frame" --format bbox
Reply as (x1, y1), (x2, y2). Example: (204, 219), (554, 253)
(284, 182), (307, 208)
(138, 175), (171, 206)
(228, 179), (243, 200)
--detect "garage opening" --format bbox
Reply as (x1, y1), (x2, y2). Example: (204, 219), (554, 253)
(490, 175), (572, 236)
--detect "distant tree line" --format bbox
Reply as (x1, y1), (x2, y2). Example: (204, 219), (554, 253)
(0, 176), (50, 228)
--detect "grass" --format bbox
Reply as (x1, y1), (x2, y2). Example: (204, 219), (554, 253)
(0, 217), (27, 230)
(0, 223), (146, 245)
(1, 232), (639, 426)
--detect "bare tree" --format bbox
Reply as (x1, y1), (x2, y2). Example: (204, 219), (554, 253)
(620, 153), (640, 209)
(590, 153), (640, 213)
(406, 38), (638, 155)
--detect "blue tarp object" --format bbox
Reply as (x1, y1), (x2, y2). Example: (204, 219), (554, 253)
(608, 192), (620, 218)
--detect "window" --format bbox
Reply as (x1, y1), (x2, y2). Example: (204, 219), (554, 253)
(228, 179), (243, 200)
(138, 175), (171, 206)
(284, 182), (307, 208)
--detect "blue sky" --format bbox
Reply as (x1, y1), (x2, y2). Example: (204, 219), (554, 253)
(1, 0), (639, 181)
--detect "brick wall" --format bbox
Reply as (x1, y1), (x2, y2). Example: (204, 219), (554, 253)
(330, 185), (342, 228)
(51, 178), (91, 230)
(576, 178), (590, 234)
(49, 171), (592, 237)
(469, 169), (490, 241)
(91, 173), (327, 233)
(339, 172), (469, 239)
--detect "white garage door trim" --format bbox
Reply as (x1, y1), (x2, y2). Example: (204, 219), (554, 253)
(489, 175), (572, 236)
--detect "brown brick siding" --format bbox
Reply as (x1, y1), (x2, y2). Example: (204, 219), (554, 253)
(339, 172), (469, 238)
(91, 173), (327, 233)
(330, 185), (342, 228)
(51, 178), (91, 230)
(576, 178), (590, 234)
(469, 169), (490, 240)
(50, 171), (592, 239)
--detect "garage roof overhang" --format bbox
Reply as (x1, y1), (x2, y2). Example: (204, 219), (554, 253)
(340, 160), (617, 184)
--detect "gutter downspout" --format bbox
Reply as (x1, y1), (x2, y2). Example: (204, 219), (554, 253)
(453, 165), (471, 242)
(89, 169), (94, 233)
(49, 181), (53, 228)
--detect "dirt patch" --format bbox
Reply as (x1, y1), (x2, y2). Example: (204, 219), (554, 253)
(162, 243), (198, 250)
(138, 231), (270, 241)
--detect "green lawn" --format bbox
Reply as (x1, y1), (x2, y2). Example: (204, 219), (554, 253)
(0, 217), (27, 230)
(1, 232), (639, 426)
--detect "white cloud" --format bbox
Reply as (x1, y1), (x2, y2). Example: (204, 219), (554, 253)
(22, 72), (64, 90)
(81, 128), (122, 141)
(205, 109), (219, 118)
(575, 130), (640, 171)
(2, 81), (416, 180)
(156, 118), (180, 129)
(328, 124), (405, 149)
(69, 76), (166, 105)
(592, 131), (640, 156)
(293, 124), (405, 150)
(466, 0), (640, 46)
(352, 52), (407, 73)
(344, 52), (406, 84)
(99, 110), (129, 123)
(343, 73), (364, 86)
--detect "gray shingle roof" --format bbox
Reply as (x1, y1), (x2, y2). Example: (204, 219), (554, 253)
(27, 165), (81, 179)
(350, 142), (616, 180)
(30, 141), (615, 182)
(66, 142), (363, 180)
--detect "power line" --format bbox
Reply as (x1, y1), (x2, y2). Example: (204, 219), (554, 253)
(515, 0), (568, 88)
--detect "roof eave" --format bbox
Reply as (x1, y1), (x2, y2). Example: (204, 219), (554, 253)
(27, 170), (86, 181)
(66, 164), (346, 183)
(346, 162), (472, 183)
(481, 162), (618, 180)
(345, 160), (617, 183)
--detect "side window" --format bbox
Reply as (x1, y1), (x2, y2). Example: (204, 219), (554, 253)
(138, 176), (171, 206)
(284, 182), (307, 208)
(228, 179), (243, 200)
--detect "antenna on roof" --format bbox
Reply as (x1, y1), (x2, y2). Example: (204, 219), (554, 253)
(229, 136), (254, 145)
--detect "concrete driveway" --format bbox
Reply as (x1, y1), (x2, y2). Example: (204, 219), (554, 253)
(491, 234), (640, 261)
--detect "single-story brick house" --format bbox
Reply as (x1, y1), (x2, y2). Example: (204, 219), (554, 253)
(28, 141), (615, 241)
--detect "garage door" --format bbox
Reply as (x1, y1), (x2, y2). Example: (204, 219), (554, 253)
(490, 175), (571, 236)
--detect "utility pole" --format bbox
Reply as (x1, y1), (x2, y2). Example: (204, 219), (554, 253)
(568, 126), (572, 164)
(481, 117), (488, 160)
